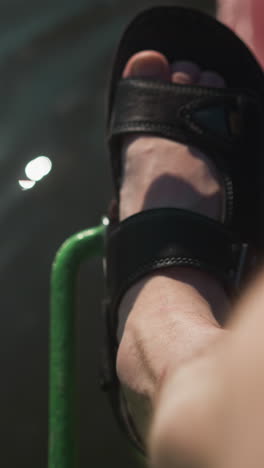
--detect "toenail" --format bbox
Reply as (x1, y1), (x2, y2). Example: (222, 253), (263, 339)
(171, 61), (201, 83)
(171, 72), (193, 85)
(199, 71), (226, 88)
(122, 51), (170, 80)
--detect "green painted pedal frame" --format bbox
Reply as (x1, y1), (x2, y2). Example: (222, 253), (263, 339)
(48, 222), (106, 468)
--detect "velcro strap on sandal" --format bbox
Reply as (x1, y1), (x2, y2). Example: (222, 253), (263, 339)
(105, 208), (251, 317)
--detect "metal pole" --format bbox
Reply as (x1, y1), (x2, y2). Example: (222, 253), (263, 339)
(48, 224), (105, 468)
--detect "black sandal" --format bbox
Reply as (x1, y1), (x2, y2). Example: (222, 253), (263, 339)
(100, 6), (264, 452)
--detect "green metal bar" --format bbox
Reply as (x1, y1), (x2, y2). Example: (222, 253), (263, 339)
(48, 223), (105, 468)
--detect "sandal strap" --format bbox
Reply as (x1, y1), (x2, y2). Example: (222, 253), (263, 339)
(105, 208), (252, 318)
(109, 79), (261, 188)
(102, 207), (253, 452)
(109, 78), (263, 245)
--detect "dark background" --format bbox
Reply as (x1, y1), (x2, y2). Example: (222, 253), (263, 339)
(0, 1), (215, 466)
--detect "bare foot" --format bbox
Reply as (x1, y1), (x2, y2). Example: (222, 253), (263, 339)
(119, 51), (225, 222)
(116, 51), (229, 443)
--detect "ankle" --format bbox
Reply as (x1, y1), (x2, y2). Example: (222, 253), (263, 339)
(116, 272), (227, 443)
(117, 267), (230, 344)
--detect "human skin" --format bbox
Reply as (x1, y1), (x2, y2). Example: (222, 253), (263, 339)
(218, 0), (264, 68)
(116, 54), (229, 465)
(149, 4), (264, 466)
(117, 52), (229, 444)
(115, 3), (264, 466)
(150, 271), (264, 468)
